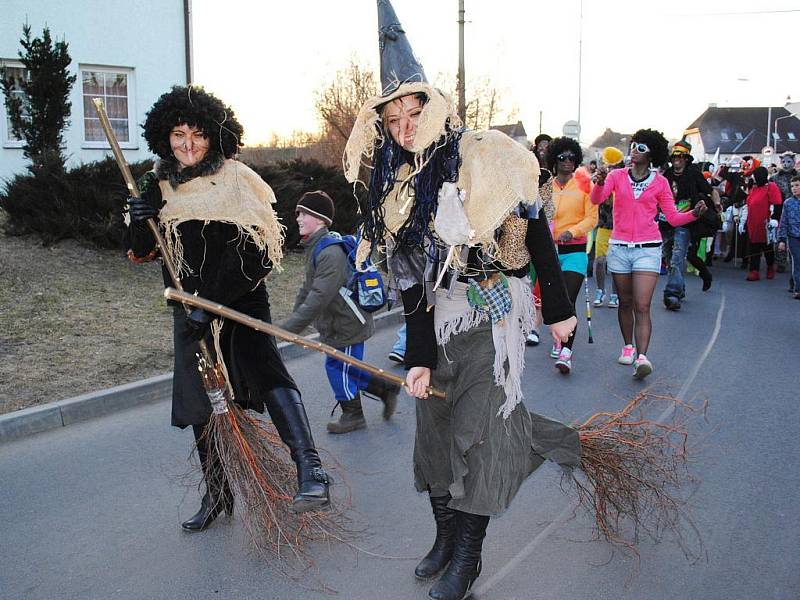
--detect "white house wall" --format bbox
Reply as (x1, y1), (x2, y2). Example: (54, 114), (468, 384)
(1, 0), (187, 181)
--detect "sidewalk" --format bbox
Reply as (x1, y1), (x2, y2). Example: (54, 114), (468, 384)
(0, 308), (403, 444)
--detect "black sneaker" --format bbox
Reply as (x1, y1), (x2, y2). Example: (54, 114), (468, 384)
(664, 296), (681, 311)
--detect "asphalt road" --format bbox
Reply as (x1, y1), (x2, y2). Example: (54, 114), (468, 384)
(2, 262), (798, 600)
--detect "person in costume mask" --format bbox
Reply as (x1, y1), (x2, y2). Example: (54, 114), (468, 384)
(126, 86), (331, 532)
(770, 151), (796, 273)
(343, 3), (579, 599)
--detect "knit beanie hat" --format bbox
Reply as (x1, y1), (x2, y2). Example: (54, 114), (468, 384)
(671, 139), (693, 161)
(296, 191), (334, 226)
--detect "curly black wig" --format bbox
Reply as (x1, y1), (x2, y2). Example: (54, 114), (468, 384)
(546, 136), (583, 172)
(631, 128), (669, 170)
(143, 86), (243, 160)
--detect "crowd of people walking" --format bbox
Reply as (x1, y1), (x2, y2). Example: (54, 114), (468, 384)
(120, 2), (798, 598)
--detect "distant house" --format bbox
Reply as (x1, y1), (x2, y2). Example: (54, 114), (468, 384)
(585, 128), (633, 161)
(490, 121), (529, 147)
(1, 0), (192, 181)
(683, 105), (800, 165)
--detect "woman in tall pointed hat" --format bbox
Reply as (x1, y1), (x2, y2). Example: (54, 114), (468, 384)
(345, 3), (580, 598)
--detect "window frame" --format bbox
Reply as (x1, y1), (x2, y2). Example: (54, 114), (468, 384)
(1, 59), (27, 149)
(79, 64), (138, 150)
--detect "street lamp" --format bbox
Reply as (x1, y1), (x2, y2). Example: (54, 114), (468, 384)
(774, 105), (798, 153)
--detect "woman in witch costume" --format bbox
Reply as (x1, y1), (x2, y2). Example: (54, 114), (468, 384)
(126, 86), (330, 531)
(344, 3), (580, 599)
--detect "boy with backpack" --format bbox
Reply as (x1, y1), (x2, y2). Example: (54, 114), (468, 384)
(280, 191), (399, 433)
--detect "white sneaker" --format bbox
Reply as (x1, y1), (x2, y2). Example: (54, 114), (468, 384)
(607, 294), (619, 308)
(526, 330), (540, 346)
(593, 289), (605, 307)
(618, 345), (636, 365)
(555, 347), (572, 374)
(633, 354), (653, 379)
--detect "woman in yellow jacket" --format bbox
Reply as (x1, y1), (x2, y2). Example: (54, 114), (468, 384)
(547, 137), (599, 374)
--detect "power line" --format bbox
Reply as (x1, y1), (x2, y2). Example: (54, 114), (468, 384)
(672, 8), (800, 16)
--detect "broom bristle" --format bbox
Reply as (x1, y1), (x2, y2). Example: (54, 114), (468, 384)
(204, 404), (351, 590)
(566, 391), (706, 563)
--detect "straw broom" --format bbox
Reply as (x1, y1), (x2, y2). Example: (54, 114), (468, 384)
(92, 99), (351, 579)
(567, 390), (706, 563)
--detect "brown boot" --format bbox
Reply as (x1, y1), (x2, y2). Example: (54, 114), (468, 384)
(327, 395), (367, 434)
(364, 377), (400, 420)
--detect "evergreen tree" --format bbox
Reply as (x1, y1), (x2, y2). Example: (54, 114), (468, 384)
(1, 25), (77, 174)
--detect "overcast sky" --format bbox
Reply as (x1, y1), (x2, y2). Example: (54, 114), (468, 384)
(192, 0), (799, 146)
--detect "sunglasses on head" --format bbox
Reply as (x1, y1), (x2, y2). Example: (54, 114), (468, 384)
(556, 152), (576, 162)
(630, 142), (650, 154)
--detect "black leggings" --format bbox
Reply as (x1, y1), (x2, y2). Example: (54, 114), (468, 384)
(749, 242), (775, 271)
(562, 271), (584, 350)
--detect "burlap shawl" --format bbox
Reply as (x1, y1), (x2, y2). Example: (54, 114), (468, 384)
(357, 129), (541, 250)
(158, 159), (285, 277)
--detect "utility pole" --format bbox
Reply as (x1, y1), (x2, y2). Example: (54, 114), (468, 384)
(577, 0), (583, 142)
(457, 0), (466, 123)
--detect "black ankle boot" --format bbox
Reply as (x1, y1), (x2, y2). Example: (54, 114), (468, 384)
(184, 423), (234, 532)
(181, 489), (233, 532)
(364, 377), (400, 419)
(265, 387), (331, 513)
(415, 494), (457, 580)
(428, 511), (490, 600)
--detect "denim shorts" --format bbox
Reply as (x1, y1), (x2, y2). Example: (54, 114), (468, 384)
(607, 244), (662, 274)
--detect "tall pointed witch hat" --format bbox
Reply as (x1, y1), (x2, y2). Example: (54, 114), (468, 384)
(343, 0), (460, 180)
(377, 0), (427, 93)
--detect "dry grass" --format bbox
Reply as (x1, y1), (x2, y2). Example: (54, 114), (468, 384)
(0, 220), (305, 415)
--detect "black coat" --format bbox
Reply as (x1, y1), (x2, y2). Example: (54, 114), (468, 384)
(128, 172), (297, 428)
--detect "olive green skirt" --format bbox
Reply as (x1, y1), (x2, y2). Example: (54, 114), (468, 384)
(413, 321), (581, 516)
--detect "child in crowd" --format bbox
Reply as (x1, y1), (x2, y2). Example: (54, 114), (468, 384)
(777, 176), (800, 299)
(280, 191), (399, 433)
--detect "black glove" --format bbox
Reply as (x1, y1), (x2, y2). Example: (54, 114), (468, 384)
(127, 196), (158, 224)
(185, 308), (214, 341)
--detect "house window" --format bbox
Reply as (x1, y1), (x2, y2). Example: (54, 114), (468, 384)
(773, 132), (781, 141)
(81, 66), (136, 148)
(788, 132), (797, 141)
(1, 61), (28, 147)
(734, 132), (743, 140)
(720, 131), (730, 141)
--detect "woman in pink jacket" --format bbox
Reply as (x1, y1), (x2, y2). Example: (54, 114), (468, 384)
(591, 129), (707, 379)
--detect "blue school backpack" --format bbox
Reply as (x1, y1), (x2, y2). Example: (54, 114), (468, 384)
(312, 232), (386, 314)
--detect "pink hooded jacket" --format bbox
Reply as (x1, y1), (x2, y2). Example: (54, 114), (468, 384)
(590, 168), (696, 243)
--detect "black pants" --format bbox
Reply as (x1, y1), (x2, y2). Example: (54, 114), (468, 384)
(749, 242), (775, 272)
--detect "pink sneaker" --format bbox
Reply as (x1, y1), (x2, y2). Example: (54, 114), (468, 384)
(550, 342), (561, 359)
(633, 354), (653, 379)
(617, 345), (636, 365)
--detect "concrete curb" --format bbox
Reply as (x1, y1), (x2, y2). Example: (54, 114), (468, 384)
(0, 308), (404, 444)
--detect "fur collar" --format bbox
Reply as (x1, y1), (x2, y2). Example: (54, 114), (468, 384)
(156, 152), (226, 189)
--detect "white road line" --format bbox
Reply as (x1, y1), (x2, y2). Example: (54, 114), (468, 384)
(474, 293), (727, 596)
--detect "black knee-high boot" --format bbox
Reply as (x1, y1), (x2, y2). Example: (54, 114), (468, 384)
(415, 493), (457, 580)
(265, 387), (331, 513)
(428, 511), (490, 600)
(181, 423), (234, 532)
